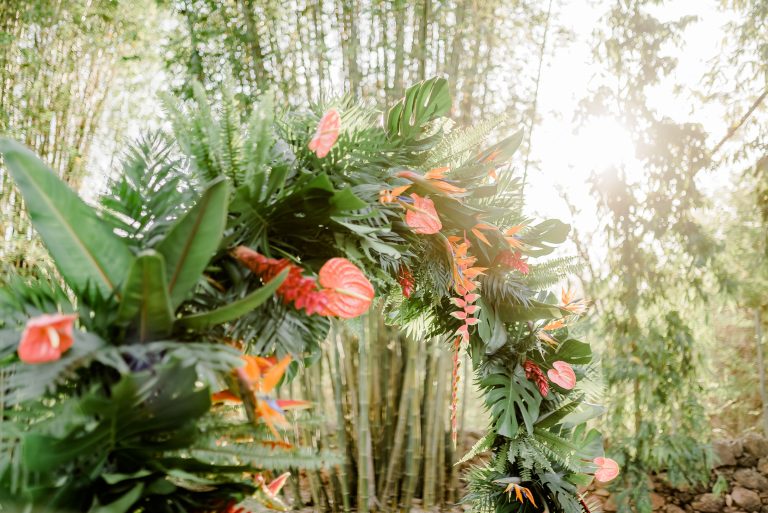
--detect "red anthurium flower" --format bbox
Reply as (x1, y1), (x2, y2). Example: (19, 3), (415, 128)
(404, 193), (442, 234)
(308, 109), (340, 158)
(547, 360), (576, 390)
(318, 258), (374, 319)
(18, 313), (77, 364)
(593, 457), (620, 482)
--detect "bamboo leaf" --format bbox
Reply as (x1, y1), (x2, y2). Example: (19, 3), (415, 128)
(157, 180), (229, 307)
(177, 268), (288, 329)
(116, 251), (174, 342)
(0, 138), (134, 296)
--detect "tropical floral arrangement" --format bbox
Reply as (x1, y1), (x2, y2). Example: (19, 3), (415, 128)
(0, 77), (617, 512)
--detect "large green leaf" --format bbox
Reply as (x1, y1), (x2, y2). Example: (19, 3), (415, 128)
(482, 366), (542, 438)
(0, 138), (134, 296)
(177, 268), (288, 330)
(156, 180), (229, 307)
(116, 251), (174, 342)
(386, 77), (450, 141)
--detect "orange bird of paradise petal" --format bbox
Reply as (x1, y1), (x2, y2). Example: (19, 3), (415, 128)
(542, 319), (566, 331)
(403, 194), (442, 234)
(501, 483), (537, 508)
(561, 286), (588, 315)
(396, 169), (466, 196)
(379, 184), (412, 204)
(308, 109), (341, 158)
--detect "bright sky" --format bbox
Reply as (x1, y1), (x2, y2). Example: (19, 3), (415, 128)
(525, 0), (736, 261)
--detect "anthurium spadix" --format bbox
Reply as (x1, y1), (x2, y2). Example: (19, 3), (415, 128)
(0, 138), (134, 298)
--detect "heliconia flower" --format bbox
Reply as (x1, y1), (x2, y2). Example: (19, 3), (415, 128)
(464, 293), (480, 303)
(404, 193), (442, 234)
(308, 109), (340, 158)
(450, 335), (462, 447)
(547, 360), (577, 390)
(456, 324), (470, 343)
(593, 457), (620, 482)
(495, 250), (529, 274)
(379, 184), (412, 204)
(561, 286), (588, 315)
(523, 360), (549, 397)
(18, 313), (77, 364)
(451, 311), (468, 320)
(233, 246), (328, 315)
(318, 258), (374, 319)
(397, 266), (415, 298)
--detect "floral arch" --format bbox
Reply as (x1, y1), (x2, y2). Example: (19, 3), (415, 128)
(0, 77), (616, 512)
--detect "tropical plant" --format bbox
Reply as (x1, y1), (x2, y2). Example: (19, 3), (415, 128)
(1, 76), (611, 512)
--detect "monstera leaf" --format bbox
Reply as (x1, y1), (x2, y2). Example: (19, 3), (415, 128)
(482, 365), (542, 438)
(386, 77), (450, 142)
(520, 219), (571, 257)
(0, 138), (134, 297)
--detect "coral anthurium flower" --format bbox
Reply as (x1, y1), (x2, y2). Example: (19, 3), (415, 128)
(403, 193), (442, 234)
(318, 258), (374, 318)
(547, 360), (577, 390)
(18, 313), (77, 364)
(593, 457), (620, 482)
(308, 109), (340, 158)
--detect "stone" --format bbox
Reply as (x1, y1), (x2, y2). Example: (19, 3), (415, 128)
(733, 487), (762, 512)
(741, 454), (760, 467)
(735, 468), (768, 491)
(651, 493), (666, 510)
(593, 488), (611, 497)
(758, 457), (768, 475)
(665, 505), (686, 513)
(691, 493), (726, 513)
(744, 433), (768, 459)
(715, 439), (744, 467)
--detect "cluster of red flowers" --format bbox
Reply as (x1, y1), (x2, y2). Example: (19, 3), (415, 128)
(523, 359), (550, 397)
(233, 247), (329, 315)
(398, 266), (415, 298)
(495, 249), (530, 274)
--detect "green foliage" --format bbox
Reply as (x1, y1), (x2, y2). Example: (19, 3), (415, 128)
(0, 138), (135, 297)
(156, 179), (229, 307)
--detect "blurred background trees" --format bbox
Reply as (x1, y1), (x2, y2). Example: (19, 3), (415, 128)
(2, 1), (768, 512)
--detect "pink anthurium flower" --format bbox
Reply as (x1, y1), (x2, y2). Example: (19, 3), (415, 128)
(308, 109), (341, 158)
(593, 457), (620, 482)
(404, 193), (442, 234)
(18, 313), (77, 364)
(318, 258), (374, 319)
(547, 360), (576, 390)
